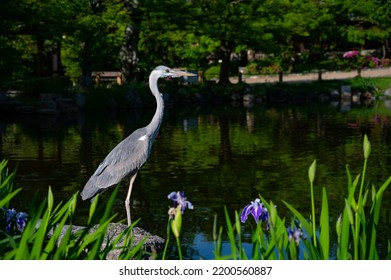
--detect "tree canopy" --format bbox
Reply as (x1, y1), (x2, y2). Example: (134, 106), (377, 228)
(0, 0), (390, 86)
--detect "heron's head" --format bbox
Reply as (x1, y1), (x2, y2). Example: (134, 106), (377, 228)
(153, 65), (196, 79)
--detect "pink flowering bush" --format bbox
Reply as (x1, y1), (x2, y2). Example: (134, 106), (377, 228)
(343, 50), (381, 70)
(343, 50), (360, 58)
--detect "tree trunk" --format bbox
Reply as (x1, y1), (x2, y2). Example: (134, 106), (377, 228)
(120, 25), (141, 82)
(120, 0), (143, 82)
(80, 40), (93, 89)
(55, 40), (63, 76)
(218, 41), (232, 85)
(36, 36), (45, 77)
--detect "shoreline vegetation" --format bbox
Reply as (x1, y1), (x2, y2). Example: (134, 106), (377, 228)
(1, 135), (390, 260)
(2, 72), (391, 115)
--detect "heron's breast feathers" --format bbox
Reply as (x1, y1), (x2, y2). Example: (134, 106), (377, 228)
(138, 135), (148, 141)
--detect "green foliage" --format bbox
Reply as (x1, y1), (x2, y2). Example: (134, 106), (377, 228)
(0, 160), (20, 211)
(351, 77), (379, 95)
(62, 0), (129, 80)
(205, 65), (220, 80)
(0, 161), (146, 260)
(1, 0), (391, 86)
(0, 36), (35, 83)
(246, 58), (283, 75)
(214, 135), (391, 260)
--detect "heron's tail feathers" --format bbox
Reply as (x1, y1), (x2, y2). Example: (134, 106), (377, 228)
(80, 176), (100, 200)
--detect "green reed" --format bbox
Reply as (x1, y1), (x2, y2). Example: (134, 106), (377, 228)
(0, 165), (145, 260)
(216, 134), (391, 260)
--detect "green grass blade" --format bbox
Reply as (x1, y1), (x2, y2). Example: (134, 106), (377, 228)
(283, 201), (312, 238)
(0, 189), (21, 208)
(224, 207), (237, 260)
(13, 200), (46, 259)
(367, 175), (391, 259)
(338, 201), (352, 260)
(88, 195), (99, 224)
(319, 187), (329, 259)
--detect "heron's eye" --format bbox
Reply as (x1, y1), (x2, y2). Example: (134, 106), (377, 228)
(165, 69), (170, 73)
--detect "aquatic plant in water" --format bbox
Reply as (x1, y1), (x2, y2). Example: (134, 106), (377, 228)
(163, 191), (193, 260)
(218, 134), (390, 260)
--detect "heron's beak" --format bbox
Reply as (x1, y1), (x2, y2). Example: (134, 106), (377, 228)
(172, 69), (196, 77)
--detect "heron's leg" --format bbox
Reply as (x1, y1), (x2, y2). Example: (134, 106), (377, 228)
(125, 173), (138, 226)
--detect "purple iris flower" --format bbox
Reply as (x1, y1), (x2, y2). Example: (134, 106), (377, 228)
(1, 208), (28, 233)
(168, 191), (194, 214)
(287, 226), (305, 244)
(240, 198), (269, 224)
(16, 212), (28, 232)
(5, 208), (17, 224)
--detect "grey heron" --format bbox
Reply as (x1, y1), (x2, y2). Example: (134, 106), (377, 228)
(81, 66), (195, 226)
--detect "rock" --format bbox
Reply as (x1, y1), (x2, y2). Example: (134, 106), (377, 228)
(340, 100), (351, 112)
(230, 92), (241, 101)
(361, 91), (373, 100)
(0, 92), (7, 103)
(384, 99), (391, 110)
(384, 88), (391, 97)
(56, 99), (79, 113)
(243, 93), (255, 103)
(341, 85), (352, 101)
(268, 90), (289, 103)
(352, 92), (361, 104)
(255, 96), (265, 104)
(330, 90), (340, 100)
(0, 99), (22, 113)
(36, 100), (59, 114)
(36, 108), (60, 115)
(15, 106), (36, 114)
(103, 224), (165, 260)
(318, 93), (330, 103)
(341, 85), (352, 94)
(36, 100), (57, 111)
(40, 93), (62, 101)
(74, 93), (86, 109)
(46, 223), (164, 259)
(243, 93), (255, 108)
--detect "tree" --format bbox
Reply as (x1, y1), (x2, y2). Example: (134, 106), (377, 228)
(61, 0), (130, 88)
(333, 0), (391, 56)
(189, 0), (255, 84)
(137, 0), (193, 76)
(249, 0), (336, 72)
(0, 0), (75, 79)
(139, 0), (256, 84)
(120, 0), (143, 82)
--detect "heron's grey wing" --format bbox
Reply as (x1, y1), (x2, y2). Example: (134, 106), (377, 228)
(81, 131), (150, 200)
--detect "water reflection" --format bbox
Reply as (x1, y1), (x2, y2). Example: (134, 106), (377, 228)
(1, 100), (391, 259)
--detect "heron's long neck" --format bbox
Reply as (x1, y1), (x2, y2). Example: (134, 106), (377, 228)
(146, 75), (165, 139)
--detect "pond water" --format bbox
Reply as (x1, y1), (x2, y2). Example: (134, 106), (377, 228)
(1, 99), (391, 259)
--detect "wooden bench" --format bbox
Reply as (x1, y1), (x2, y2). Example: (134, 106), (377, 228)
(92, 71), (123, 85)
